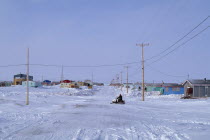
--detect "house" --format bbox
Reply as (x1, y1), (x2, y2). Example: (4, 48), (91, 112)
(60, 80), (79, 88)
(51, 81), (60, 86)
(183, 79), (210, 98)
(22, 81), (42, 88)
(122, 83), (134, 89)
(133, 83), (141, 90)
(13, 74), (33, 85)
(145, 83), (163, 92)
(78, 81), (85, 86)
(110, 83), (121, 87)
(145, 83), (184, 95)
(42, 80), (52, 86)
(161, 83), (184, 95)
(93, 82), (104, 86)
(0, 81), (12, 87)
(84, 80), (93, 89)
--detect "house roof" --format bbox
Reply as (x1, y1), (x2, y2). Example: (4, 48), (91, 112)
(183, 79), (210, 86)
(43, 80), (51, 83)
(61, 80), (72, 83)
(145, 83), (183, 87)
(14, 74), (33, 79)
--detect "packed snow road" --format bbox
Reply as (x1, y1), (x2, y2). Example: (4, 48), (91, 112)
(0, 86), (210, 140)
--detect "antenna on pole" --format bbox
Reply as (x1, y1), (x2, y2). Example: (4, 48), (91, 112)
(26, 48), (29, 105)
(61, 65), (64, 81)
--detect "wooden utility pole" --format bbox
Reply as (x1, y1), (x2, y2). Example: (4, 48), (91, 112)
(92, 72), (94, 83)
(136, 43), (149, 101)
(120, 71), (123, 91)
(125, 66), (129, 93)
(26, 48), (29, 105)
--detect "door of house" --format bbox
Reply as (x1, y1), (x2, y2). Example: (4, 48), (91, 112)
(186, 88), (193, 96)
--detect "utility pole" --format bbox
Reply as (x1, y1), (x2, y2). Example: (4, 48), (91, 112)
(26, 48), (29, 105)
(188, 74), (190, 80)
(92, 72), (94, 83)
(125, 66), (129, 93)
(61, 65), (64, 81)
(136, 43), (149, 101)
(120, 71), (123, 91)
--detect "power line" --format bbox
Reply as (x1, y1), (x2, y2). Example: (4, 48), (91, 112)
(146, 26), (210, 66)
(29, 64), (62, 67)
(145, 16), (210, 62)
(0, 64), (25, 67)
(147, 65), (187, 78)
(29, 62), (141, 68)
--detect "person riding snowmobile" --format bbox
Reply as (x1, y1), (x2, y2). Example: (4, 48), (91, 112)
(116, 94), (123, 102)
(111, 94), (125, 104)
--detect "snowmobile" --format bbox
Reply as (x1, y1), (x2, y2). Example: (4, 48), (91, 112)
(111, 94), (125, 104)
(111, 99), (125, 104)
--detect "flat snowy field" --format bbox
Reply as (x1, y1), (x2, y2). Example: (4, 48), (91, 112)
(0, 85), (210, 140)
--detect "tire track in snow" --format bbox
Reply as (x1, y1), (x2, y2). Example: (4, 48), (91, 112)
(72, 129), (103, 140)
(140, 121), (190, 140)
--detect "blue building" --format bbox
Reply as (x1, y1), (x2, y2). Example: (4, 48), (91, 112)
(161, 83), (184, 95)
(42, 80), (52, 86)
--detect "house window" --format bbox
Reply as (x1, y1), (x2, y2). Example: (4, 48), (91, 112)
(172, 87), (180, 91)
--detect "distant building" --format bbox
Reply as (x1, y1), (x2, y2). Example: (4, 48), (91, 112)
(110, 83), (121, 87)
(93, 82), (104, 86)
(122, 83), (134, 89)
(51, 81), (60, 86)
(22, 81), (42, 88)
(183, 79), (210, 97)
(42, 80), (52, 86)
(84, 80), (93, 89)
(0, 81), (12, 87)
(60, 80), (79, 88)
(13, 74), (33, 85)
(78, 81), (85, 86)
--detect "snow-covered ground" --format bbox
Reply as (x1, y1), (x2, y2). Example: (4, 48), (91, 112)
(0, 85), (210, 140)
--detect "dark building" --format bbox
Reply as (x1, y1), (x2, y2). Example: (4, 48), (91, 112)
(183, 79), (210, 97)
(13, 74), (33, 85)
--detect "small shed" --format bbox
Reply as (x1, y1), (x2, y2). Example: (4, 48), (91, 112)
(183, 79), (210, 97)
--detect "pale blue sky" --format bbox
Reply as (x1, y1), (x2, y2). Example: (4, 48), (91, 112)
(0, 0), (209, 83)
